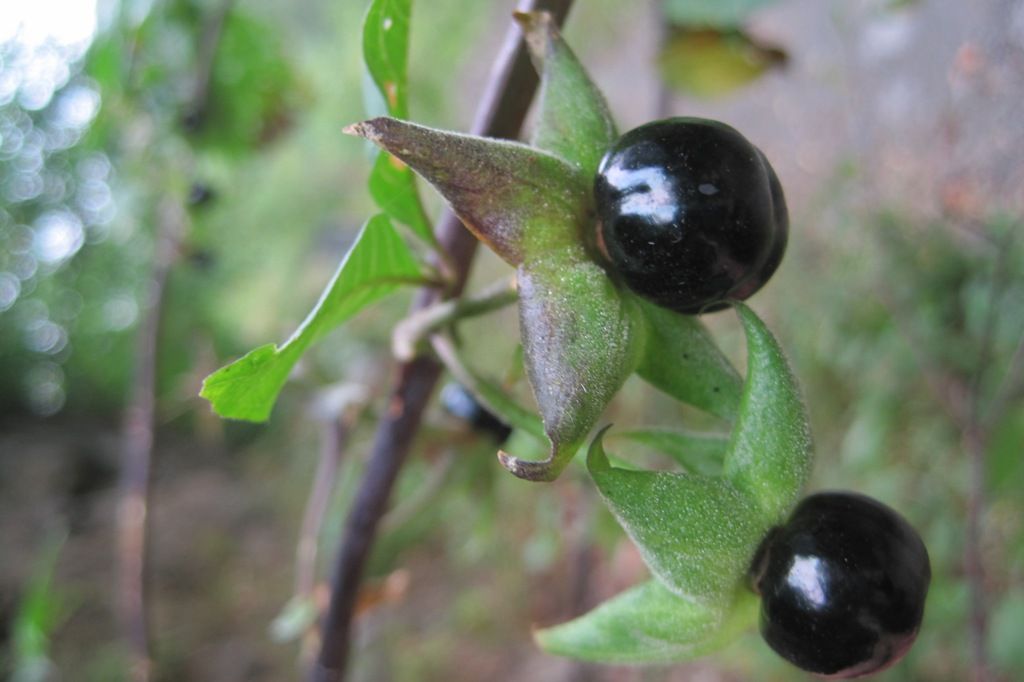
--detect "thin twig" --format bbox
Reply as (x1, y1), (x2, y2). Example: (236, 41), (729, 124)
(380, 450), (458, 533)
(565, 485), (602, 682)
(116, 198), (184, 682)
(391, 277), (517, 361)
(183, 0), (236, 131)
(117, 6), (235, 677)
(295, 409), (360, 599)
(310, 2), (575, 680)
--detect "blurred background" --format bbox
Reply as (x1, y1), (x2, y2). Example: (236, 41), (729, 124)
(1, 0), (1022, 680)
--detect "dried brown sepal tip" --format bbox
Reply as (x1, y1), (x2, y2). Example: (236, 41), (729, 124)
(497, 450), (563, 482)
(513, 11), (557, 60)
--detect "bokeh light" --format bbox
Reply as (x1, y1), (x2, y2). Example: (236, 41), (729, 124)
(1, 0), (102, 415)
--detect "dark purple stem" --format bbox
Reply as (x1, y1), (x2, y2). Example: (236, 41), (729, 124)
(310, 2), (575, 680)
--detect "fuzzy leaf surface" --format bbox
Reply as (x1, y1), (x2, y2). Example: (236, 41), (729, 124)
(635, 299), (743, 420)
(345, 117), (589, 265)
(613, 428), (728, 476)
(200, 215), (424, 422)
(500, 247), (643, 481)
(722, 303), (813, 522)
(536, 581), (757, 664)
(516, 11), (617, 175)
(587, 431), (766, 605)
(362, 0), (434, 244)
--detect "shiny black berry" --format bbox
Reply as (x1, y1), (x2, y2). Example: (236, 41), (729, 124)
(751, 492), (931, 678)
(440, 383), (512, 444)
(593, 118), (787, 314)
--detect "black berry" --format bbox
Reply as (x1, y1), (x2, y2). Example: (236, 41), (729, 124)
(440, 383), (512, 444)
(593, 118), (787, 314)
(188, 182), (217, 208)
(751, 492), (931, 678)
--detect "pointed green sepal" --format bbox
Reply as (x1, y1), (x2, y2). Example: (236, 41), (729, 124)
(635, 298), (743, 421)
(498, 249), (644, 481)
(536, 581), (757, 664)
(722, 303), (813, 522)
(587, 427), (767, 605)
(612, 427), (728, 476)
(344, 117), (589, 265)
(200, 215), (425, 422)
(515, 10), (617, 175)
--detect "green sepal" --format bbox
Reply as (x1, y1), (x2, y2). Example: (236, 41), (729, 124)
(515, 11), (617, 175)
(361, 0), (435, 244)
(587, 428), (766, 605)
(200, 215), (426, 422)
(635, 298), (743, 420)
(344, 117), (589, 266)
(500, 248), (644, 481)
(722, 303), (813, 522)
(612, 427), (728, 476)
(536, 581), (757, 664)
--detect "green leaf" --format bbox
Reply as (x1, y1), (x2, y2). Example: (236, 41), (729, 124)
(363, 0), (412, 119)
(270, 596), (318, 643)
(515, 11), (617, 175)
(344, 117), (589, 265)
(658, 28), (787, 98)
(201, 215), (425, 422)
(613, 428), (728, 476)
(587, 428), (766, 605)
(499, 249), (644, 481)
(635, 298), (743, 421)
(11, 534), (67, 665)
(362, 0), (435, 244)
(723, 304), (813, 523)
(536, 581), (756, 664)
(368, 153), (432, 243)
(663, 0), (783, 28)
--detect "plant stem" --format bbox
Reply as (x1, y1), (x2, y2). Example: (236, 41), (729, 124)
(117, 198), (183, 682)
(183, 0), (236, 131)
(117, 5), (233, 676)
(310, 2), (574, 680)
(295, 410), (359, 599)
(391, 277), (517, 361)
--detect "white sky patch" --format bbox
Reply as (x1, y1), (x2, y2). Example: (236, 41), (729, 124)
(0, 0), (98, 49)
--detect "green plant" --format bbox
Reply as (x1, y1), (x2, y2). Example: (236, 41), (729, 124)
(594, 117), (788, 314)
(198, 2), (930, 678)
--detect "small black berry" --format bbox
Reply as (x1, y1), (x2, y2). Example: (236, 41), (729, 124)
(593, 118), (787, 314)
(188, 182), (217, 208)
(751, 492), (931, 678)
(440, 383), (512, 444)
